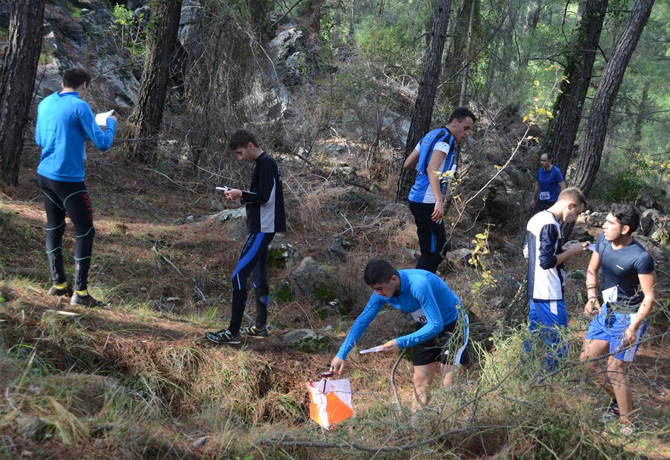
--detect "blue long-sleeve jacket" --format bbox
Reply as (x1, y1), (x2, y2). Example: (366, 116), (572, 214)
(36, 91), (116, 182)
(336, 270), (462, 360)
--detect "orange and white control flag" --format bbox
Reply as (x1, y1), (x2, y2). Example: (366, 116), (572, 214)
(306, 378), (354, 429)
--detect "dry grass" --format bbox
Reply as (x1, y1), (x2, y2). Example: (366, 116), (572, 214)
(1, 146), (670, 459)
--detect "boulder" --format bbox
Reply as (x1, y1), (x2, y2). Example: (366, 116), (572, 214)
(281, 329), (317, 346)
(445, 248), (471, 269)
(216, 208), (247, 241)
(291, 257), (335, 299)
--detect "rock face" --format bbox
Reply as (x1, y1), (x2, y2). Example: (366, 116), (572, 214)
(34, 0), (140, 110)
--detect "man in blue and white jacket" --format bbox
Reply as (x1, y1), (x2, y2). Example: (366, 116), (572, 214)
(331, 258), (470, 408)
(402, 107), (476, 273)
(35, 68), (117, 307)
(525, 187), (588, 370)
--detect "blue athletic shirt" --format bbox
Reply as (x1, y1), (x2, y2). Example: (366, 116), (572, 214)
(408, 127), (456, 204)
(595, 233), (654, 308)
(536, 166), (564, 203)
(336, 269), (461, 360)
(36, 91), (116, 182)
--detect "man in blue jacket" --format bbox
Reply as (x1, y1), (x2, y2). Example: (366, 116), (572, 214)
(35, 68), (117, 306)
(402, 107), (476, 273)
(330, 258), (470, 408)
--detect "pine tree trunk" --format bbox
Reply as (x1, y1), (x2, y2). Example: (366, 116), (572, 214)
(0, 0), (45, 187)
(459, 0), (476, 106)
(543, 0), (608, 176)
(396, 0), (453, 201)
(564, 0), (654, 240)
(126, 0), (182, 164)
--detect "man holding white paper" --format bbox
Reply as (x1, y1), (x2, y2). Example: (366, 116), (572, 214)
(330, 258), (469, 408)
(580, 204), (655, 435)
(524, 187), (589, 371)
(35, 68), (117, 307)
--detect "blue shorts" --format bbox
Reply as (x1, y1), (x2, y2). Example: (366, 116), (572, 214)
(585, 303), (648, 362)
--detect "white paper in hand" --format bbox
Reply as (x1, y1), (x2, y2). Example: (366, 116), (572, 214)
(95, 110), (115, 127)
(588, 243), (596, 251)
(359, 346), (382, 354)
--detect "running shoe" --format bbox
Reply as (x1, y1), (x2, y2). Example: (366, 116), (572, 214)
(205, 329), (241, 344)
(600, 400), (620, 423)
(243, 325), (268, 338)
(70, 292), (107, 307)
(48, 285), (72, 296)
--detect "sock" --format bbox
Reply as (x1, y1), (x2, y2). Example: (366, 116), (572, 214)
(75, 289), (88, 296)
(54, 282), (68, 290)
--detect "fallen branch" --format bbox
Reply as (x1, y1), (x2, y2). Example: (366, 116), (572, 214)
(152, 246), (185, 278)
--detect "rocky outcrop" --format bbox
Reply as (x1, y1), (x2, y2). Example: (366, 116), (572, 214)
(34, 0), (140, 111)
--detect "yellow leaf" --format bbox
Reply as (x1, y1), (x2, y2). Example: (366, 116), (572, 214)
(538, 108), (546, 115)
(534, 80), (540, 86)
(522, 115), (529, 122)
(475, 233), (486, 239)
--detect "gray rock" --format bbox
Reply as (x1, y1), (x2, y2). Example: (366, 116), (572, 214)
(269, 236), (302, 269)
(445, 248), (471, 269)
(291, 257), (335, 298)
(282, 329), (316, 346)
(495, 275), (522, 292)
(586, 212), (605, 227)
(211, 200), (224, 212)
(16, 415), (48, 441)
(490, 296), (505, 309)
(192, 436), (207, 448)
(217, 208), (247, 222)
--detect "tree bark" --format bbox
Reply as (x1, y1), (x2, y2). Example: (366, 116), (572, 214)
(459, 0), (476, 106)
(396, 0), (453, 201)
(0, 0), (45, 187)
(542, 0), (608, 176)
(564, 0), (654, 240)
(126, 0), (182, 164)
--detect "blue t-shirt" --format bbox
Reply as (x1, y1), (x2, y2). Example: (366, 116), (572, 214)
(536, 166), (564, 203)
(408, 127), (456, 204)
(336, 269), (462, 360)
(595, 233), (654, 308)
(36, 91), (116, 182)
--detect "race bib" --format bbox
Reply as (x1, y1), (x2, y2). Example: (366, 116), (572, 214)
(539, 191), (550, 201)
(411, 308), (428, 324)
(603, 286), (618, 304)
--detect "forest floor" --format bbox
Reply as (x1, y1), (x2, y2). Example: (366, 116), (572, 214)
(1, 148), (670, 459)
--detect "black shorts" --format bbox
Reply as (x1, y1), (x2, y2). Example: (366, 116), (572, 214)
(412, 315), (470, 367)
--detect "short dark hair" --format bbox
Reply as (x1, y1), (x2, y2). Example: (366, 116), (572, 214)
(558, 187), (587, 208)
(448, 107), (477, 124)
(363, 258), (398, 285)
(63, 68), (91, 89)
(610, 203), (640, 233)
(541, 153), (553, 162)
(229, 130), (259, 150)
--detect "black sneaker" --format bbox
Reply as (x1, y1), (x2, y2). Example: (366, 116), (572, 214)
(600, 400), (620, 423)
(243, 325), (268, 338)
(205, 329), (241, 344)
(70, 292), (107, 307)
(48, 285), (72, 296)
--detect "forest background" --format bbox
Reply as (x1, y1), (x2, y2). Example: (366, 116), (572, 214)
(0, 0), (669, 458)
